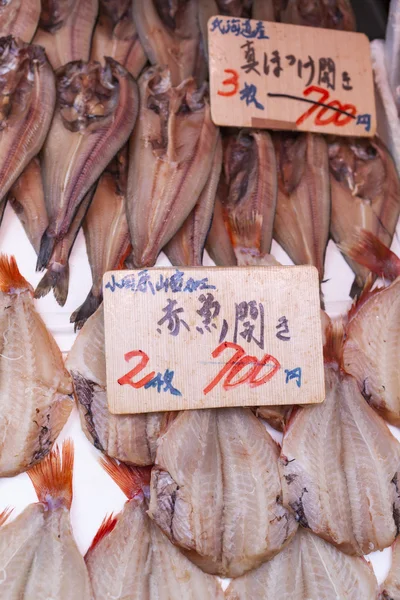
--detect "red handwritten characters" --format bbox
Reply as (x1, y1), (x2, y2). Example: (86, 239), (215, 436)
(218, 69), (239, 97)
(296, 85), (356, 128)
(117, 351), (155, 389)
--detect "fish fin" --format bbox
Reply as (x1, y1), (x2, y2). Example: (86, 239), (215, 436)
(0, 255), (32, 294)
(347, 276), (383, 321)
(340, 230), (400, 282)
(70, 290), (102, 332)
(0, 507), (13, 527)
(27, 439), (74, 510)
(34, 264), (70, 307)
(323, 319), (345, 367)
(100, 456), (151, 501)
(36, 229), (56, 271)
(87, 514), (118, 554)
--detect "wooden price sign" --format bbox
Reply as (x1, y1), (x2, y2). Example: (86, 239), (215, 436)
(208, 16), (376, 137)
(103, 266), (324, 414)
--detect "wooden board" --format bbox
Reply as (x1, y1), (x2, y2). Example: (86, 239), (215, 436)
(103, 266), (325, 414)
(208, 16), (375, 137)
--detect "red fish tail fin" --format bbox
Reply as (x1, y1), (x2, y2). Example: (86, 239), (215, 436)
(347, 275), (383, 321)
(323, 319), (346, 367)
(0, 255), (32, 294)
(341, 230), (400, 281)
(100, 456), (151, 501)
(87, 514), (118, 554)
(0, 507), (13, 527)
(28, 439), (74, 510)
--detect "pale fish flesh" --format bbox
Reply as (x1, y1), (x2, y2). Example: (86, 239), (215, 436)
(0, 0), (41, 42)
(380, 537), (400, 600)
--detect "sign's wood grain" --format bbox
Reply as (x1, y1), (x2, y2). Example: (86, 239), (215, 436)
(103, 266), (325, 415)
(209, 16), (375, 137)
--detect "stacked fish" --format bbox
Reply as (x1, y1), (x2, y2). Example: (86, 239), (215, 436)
(0, 0), (400, 598)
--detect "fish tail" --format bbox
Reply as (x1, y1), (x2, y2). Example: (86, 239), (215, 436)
(70, 289), (102, 332)
(0, 507), (13, 527)
(0, 255), (32, 293)
(100, 456), (151, 501)
(34, 263), (70, 307)
(323, 318), (346, 367)
(27, 439), (74, 510)
(36, 229), (56, 271)
(340, 230), (400, 282)
(87, 514), (118, 554)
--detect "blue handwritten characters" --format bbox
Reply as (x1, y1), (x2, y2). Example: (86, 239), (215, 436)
(233, 300), (265, 350)
(285, 367), (302, 388)
(157, 299), (190, 336)
(196, 293), (220, 334)
(239, 82), (264, 110)
(356, 113), (371, 133)
(276, 316), (290, 341)
(210, 17), (268, 40)
(144, 369), (182, 396)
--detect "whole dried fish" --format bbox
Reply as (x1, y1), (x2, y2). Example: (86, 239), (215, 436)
(273, 132), (330, 281)
(280, 0), (356, 30)
(164, 137), (222, 266)
(148, 408), (298, 578)
(126, 67), (219, 268)
(0, 37), (55, 210)
(33, 0), (98, 70)
(0, 441), (91, 599)
(328, 136), (400, 295)
(0, 256), (73, 477)
(0, 0), (41, 42)
(380, 538), (400, 600)
(37, 59), (139, 272)
(226, 528), (378, 600)
(91, 0), (147, 78)
(280, 322), (400, 555)
(86, 458), (225, 599)
(66, 305), (163, 466)
(206, 193), (238, 266)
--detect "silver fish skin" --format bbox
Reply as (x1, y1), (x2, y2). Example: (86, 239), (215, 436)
(0, 0), (41, 42)
(0, 256), (73, 477)
(91, 0), (147, 78)
(380, 538), (400, 600)
(126, 66), (219, 268)
(37, 58), (139, 272)
(33, 0), (98, 70)
(0, 37), (56, 208)
(280, 0), (356, 30)
(66, 305), (163, 466)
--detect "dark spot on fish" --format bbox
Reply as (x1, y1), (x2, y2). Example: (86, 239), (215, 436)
(380, 592), (394, 600)
(71, 372), (104, 452)
(290, 487), (309, 528)
(284, 473), (298, 485)
(391, 474), (400, 535)
(30, 414), (53, 463)
(361, 379), (372, 405)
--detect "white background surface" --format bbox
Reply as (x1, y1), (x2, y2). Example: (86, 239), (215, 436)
(0, 202), (399, 584)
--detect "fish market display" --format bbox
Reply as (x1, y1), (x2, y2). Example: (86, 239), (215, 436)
(0, 256), (73, 477)
(280, 322), (400, 555)
(252, 0), (278, 20)
(0, 37), (55, 216)
(0, 441), (91, 599)
(328, 136), (400, 295)
(86, 457), (225, 599)
(37, 58), (139, 272)
(216, 0), (253, 16)
(91, 0), (147, 77)
(66, 305), (163, 465)
(380, 538), (400, 600)
(148, 408), (298, 578)
(33, 0), (98, 70)
(206, 194), (238, 265)
(0, 0), (41, 42)
(385, 0), (400, 114)
(225, 528), (378, 600)
(279, 0), (356, 30)
(126, 66), (219, 268)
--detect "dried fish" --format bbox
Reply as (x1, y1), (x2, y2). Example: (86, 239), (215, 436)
(33, 0), (98, 70)
(126, 66), (219, 268)
(205, 193), (238, 266)
(252, 0), (278, 20)
(0, 0), (41, 42)
(86, 457), (225, 599)
(0, 441), (91, 599)
(0, 256), (73, 477)
(216, 0), (253, 16)
(37, 59), (139, 272)
(91, 0), (147, 78)
(164, 136), (222, 266)
(66, 305), (163, 466)
(0, 37), (55, 210)
(328, 136), (400, 295)
(380, 538), (400, 600)
(280, 0), (356, 30)
(148, 408), (298, 578)
(385, 0), (400, 115)
(226, 528), (378, 600)
(280, 322), (400, 555)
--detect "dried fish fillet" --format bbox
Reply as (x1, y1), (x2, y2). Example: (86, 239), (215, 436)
(0, 0), (41, 42)
(252, 0), (278, 20)
(206, 193), (238, 266)
(280, 0), (356, 30)
(38, 58), (139, 272)
(0, 37), (55, 208)
(91, 0), (147, 78)
(148, 408), (298, 578)
(33, 0), (98, 70)
(216, 0), (253, 16)
(66, 305), (163, 466)
(127, 67), (219, 268)
(86, 458), (225, 599)
(0, 256), (73, 477)
(380, 538), (400, 600)
(0, 441), (91, 599)
(226, 528), (378, 600)
(281, 323), (400, 555)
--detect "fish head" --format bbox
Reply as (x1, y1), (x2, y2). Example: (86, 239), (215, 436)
(39, 0), (71, 32)
(274, 132), (306, 195)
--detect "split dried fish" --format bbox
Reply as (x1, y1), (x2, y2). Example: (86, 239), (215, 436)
(280, 0), (356, 30)
(328, 136), (400, 296)
(0, 37), (55, 211)
(0, 441), (91, 599)
(37, 58), (139, 272)
(0, 0), (41, 42)
(86, 457), (225, 599)
(252, 0), (278, 20)
(126, 66), (219, 268)
(280, 322), (400, 555)
(33, 0), (98, 70)
(66, 304), (163, 466)
(380, 538), (400, 600)
(226, 528), (378, 600)
(216, 0), (253, 16)
(164, 136), (222, 266)
(205, 193), (238, 266)
(273, 132), (330, 281)
(0, 256), (73, 477)
(148, 408), (298, 578)
(91, 0), (147, 78)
